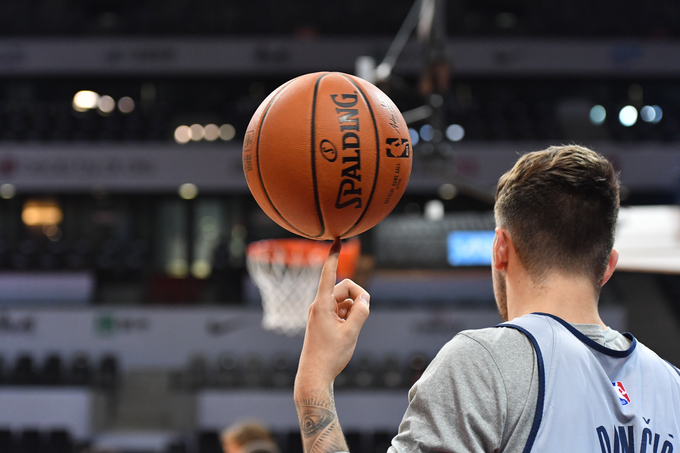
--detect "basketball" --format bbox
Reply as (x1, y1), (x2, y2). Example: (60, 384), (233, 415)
(242, 72), (412, 240)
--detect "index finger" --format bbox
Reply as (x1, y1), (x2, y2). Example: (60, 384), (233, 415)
(317, 237), (342, 296)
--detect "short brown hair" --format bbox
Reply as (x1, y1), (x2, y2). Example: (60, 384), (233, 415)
(221, 420), (274, 447)
(494, 145), (620, 290)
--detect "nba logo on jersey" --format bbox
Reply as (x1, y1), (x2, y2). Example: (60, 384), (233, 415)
(612, 381), (631, 406)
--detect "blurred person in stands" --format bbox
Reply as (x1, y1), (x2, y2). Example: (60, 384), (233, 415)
(294, 145), (680, 453)
(221, 420), (279, 453)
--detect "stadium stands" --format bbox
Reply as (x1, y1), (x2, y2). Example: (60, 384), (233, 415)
(0, 0), (678, 451)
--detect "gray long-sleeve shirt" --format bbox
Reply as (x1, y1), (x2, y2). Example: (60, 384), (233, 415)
(388, 323), (630, 453)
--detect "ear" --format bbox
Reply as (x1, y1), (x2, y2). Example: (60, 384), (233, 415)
(601, 249), (619, 286)
(493, 227), (510, 272)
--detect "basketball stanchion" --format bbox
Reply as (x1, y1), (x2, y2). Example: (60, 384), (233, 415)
(246, 238), (361, 336)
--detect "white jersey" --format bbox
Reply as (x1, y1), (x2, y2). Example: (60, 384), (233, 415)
(501, 313), (680, 453)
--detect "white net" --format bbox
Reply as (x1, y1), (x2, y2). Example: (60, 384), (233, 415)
(246, 240), (328, 336)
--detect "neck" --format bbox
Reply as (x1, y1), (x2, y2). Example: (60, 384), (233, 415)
(506, 270), (606, 328)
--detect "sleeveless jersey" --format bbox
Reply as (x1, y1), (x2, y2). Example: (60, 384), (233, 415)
(499, 313), (680, 453)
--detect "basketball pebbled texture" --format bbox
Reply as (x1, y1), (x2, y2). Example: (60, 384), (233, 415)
(243, 72), (412, 240)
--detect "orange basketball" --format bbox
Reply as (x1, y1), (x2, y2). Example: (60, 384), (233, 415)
(242, 72), (412, 240)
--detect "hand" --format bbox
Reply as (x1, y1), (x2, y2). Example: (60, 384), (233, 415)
(296, 238), (371, 389)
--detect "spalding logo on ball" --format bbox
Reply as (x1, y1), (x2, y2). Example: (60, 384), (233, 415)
(243, 72), (412, 240)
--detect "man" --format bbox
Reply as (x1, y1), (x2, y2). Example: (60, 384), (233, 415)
(220, 420), (279, 453)
(294, 145), (680, 453)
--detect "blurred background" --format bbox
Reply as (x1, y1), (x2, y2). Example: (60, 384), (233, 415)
(0, 0), (680, 452)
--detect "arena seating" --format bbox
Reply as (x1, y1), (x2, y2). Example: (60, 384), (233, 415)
(175, 352), (429, 391)
(0, 0), (677, 37)
(0, 353), (118, 388)
(0, 79), (677, 146)
(0, 428), (77, 453)
(0, 1), (678, 452)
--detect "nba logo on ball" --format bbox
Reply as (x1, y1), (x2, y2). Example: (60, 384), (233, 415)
(612, 381), (631, 406)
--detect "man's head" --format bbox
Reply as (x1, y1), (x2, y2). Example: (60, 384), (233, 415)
(493, 145), (620, 315)
(221, 420), (279, 453)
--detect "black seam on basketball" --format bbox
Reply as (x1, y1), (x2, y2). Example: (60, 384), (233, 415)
(255, 79), (311, 238)
(309, 73), (328, 239)
(339, 74), (380, 238)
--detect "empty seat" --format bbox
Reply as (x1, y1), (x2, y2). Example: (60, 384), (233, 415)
(70, 355), (91, 386)
(407, 353), (430, 386)
(13, 354), (38, 385)
(269, 353), (292, 389)
(242, 355), (263, 388)
(0, 429), (14, 452)
(166, 439), (188, 453)
(17, 428), (43, 453)
(41, 354), (63, 386)
(98, 354), (118, 390)
(197, 430), (221, 453)
(354, 355), (375, 389)
(345, 431), (363, 453)
(46, 429), (72, 453)
(183, 355), (208, 390)
(214, 353), (240, 387)
(371, 431), (396, 453)
(381, 354), (403, 389)
(285, 432), (302, 453)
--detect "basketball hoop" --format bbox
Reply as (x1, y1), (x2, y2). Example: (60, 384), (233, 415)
(246, 238), (361, 336)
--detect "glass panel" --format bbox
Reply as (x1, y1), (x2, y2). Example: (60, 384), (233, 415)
(192, 199), (226, 279)
(156, 199), (188, 277)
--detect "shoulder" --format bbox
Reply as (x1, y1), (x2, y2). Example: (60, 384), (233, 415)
(420, 326), (536, 398)
(428, 326), (538, 411)
(458, 325), (535, 349)
(636, 341), (680, 379)
(437, 326), (535, 365)
(399, 326), (538, 452)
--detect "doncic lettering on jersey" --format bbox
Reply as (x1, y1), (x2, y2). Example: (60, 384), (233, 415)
(497, 313), (680, 453)
(596, 425), (674, 453)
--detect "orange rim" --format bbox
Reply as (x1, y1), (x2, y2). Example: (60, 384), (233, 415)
(246, 239), (329, 266)
(246, 238), (361, 273)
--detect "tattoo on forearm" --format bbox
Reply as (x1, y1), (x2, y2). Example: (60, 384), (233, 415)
(295, 385), (349, 453)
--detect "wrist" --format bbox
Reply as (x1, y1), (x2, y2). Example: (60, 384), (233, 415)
(294, 374), (331, 399)
(296, 355), (335, 391)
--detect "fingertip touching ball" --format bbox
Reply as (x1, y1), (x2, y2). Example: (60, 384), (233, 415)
(242, 72), (412, 240)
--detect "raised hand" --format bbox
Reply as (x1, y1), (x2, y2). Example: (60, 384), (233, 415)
(294, 238), (371, 453)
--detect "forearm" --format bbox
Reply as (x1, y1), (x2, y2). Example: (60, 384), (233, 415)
(293, 240), (369, 453)
(294, 381), (349, 453)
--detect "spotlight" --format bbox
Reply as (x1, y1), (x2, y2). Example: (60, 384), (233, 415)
(97, 95), (116, 114)
(118, 96), (135, 114)
(445, 124), (465, 142)
(424, 200), (444, 221)
(178, 183), (198, 200)
(408, 128), (419, 146)
(589, 105), (606, 125)
(190, 124), (205, 141)
(204, 124), (220, 141)
(219, 124), (236, 141)
(420, 124), (435, 142)
(0, 184), (15, 199)
(174, 126), (191, 144)
(439, 183), (457, 200)
(72, 91), (99, 112)
(641, 105), (663, 124)
(618, 106), (637, 127)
